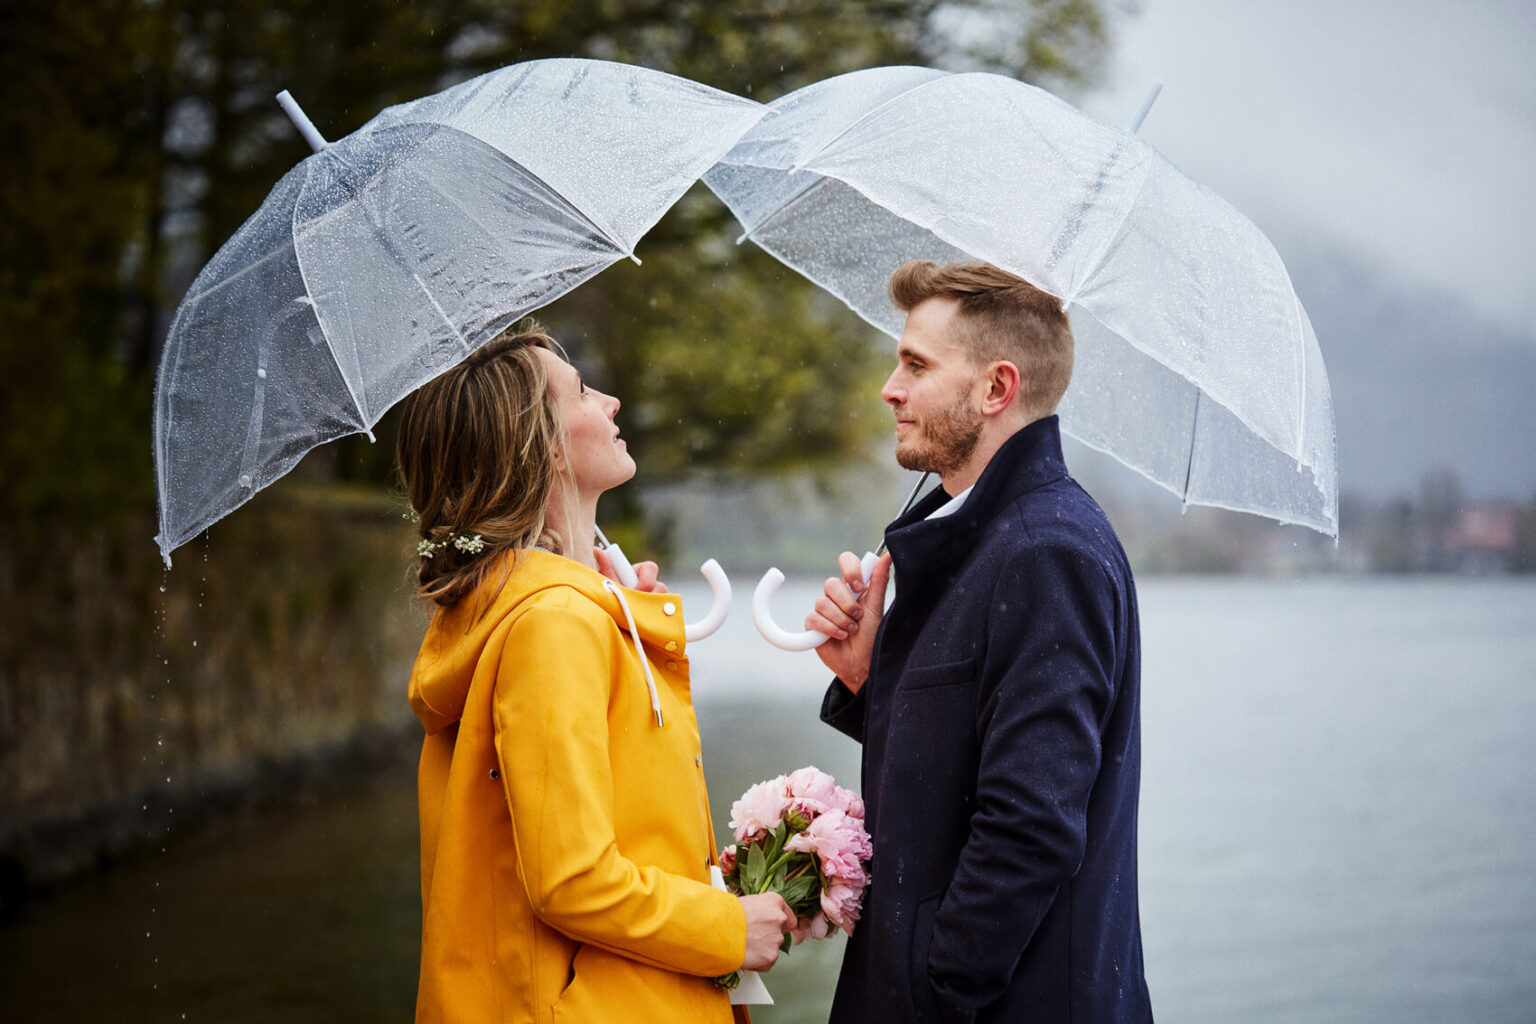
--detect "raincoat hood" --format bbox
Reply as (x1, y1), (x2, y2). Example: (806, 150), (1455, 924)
(409, 549), (687, 736)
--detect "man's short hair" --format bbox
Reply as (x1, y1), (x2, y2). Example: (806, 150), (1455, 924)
(889, 260), (1074, 418)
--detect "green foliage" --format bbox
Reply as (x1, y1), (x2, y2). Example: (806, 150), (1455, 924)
(777, 868), (823, 915)
(745, 833), (769, 884)
(921, 0), (1125, 93)
(0, 2), (162, 535)
(551, 203), (893, 480)
(732, 821), (820, 914)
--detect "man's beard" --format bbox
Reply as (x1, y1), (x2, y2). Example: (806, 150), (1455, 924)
(893, 393), (982, 476)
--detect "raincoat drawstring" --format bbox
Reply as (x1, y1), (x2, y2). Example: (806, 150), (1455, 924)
(603, 580), (664, 728)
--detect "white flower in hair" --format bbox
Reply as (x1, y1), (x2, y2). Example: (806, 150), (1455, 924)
(453, 534), (486, 554)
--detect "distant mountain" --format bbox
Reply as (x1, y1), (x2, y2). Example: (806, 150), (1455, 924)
(1072, 235), (1536, 504)
(1277, 235), (1536, 499)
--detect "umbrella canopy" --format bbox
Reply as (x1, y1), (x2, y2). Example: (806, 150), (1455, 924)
(154, 59), (765, 564)
(704, 66), (1337, 536)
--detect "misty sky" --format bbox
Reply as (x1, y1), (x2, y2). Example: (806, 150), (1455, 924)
(1079, 0), (1536, 337)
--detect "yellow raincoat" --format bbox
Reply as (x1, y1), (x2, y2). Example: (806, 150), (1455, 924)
(409, 550), (746, 1023)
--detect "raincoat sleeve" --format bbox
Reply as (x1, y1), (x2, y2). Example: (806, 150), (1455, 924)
(492, 597), (747, 977)
(920, 542), (1124, 1024)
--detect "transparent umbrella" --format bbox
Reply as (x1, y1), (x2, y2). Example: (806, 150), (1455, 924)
(704, 66), (1337, 536)
(153, 58), (764, 567)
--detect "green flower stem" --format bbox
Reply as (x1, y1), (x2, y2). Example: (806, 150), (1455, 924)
(713, 824), (818, 988)
(763, 849), (797, 879)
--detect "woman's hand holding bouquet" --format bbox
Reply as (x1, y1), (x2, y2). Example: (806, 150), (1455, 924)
(714, 766), (872, 990)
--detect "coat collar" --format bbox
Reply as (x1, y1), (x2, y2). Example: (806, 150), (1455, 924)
(884, 415), (1069, 573)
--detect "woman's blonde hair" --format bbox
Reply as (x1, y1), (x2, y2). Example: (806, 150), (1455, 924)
(396, 321), (568, 607)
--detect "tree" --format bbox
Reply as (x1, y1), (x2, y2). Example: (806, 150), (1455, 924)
(0, 0), (1126, 551)
(1416, 467), (1466, 572)
(1, 0), (1128, 898)
(1512, 491), (1536, 574)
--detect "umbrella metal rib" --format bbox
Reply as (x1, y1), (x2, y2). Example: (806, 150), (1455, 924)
(1181, 391), (1202, 503)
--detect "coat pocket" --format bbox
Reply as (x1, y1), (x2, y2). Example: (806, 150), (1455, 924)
(550, 945), (595, 1023)
(899, 657), (978, 691)
(908, 893), (943, 1023)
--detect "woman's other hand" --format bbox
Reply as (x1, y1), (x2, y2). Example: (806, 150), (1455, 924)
(593, 547), (668, 593)
(738, 893), (796, 972)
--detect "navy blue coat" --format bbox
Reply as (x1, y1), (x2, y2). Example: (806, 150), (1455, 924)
(823, 417), (1151, 1023)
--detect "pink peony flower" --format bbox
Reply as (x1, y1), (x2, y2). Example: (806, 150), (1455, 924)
(715, 765), (870, 975)
(789, 911), (837, 944)
(784, 808), (873, 881)
(785, 766), (840, 815)
(830, 856), (868, 891)
(728, 775), (789, 842)
(821, 880), (864, 934)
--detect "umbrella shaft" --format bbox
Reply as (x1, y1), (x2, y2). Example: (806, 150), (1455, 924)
(276, 90), (329, 153)
(876, 471), (933, 556)
(1125, 81), (1163, 134)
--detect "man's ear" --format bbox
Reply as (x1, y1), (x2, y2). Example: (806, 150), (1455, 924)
(979, 360), (1021, 417)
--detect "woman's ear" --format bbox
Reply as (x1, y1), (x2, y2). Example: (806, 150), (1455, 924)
(980, 360), (1021, 416)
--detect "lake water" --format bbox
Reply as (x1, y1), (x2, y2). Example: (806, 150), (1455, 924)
(3, 576), (1533, 1022)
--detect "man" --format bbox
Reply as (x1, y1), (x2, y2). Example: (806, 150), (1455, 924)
(807, 261), (1152, 1023)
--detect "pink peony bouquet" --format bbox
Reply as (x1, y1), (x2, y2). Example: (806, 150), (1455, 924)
(713, 766), (872, 989)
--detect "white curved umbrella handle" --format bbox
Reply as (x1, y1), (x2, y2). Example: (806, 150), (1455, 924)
(752, 552), (877, 651)
(599, 538), (731, 642)
(684, 558), (732, 642)
(596, 536), (641, 588)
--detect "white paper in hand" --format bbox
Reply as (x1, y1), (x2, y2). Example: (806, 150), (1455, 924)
(711, 865), (774, 1005)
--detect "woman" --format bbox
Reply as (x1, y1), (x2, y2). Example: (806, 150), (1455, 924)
(396, 322), (793, 1023)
